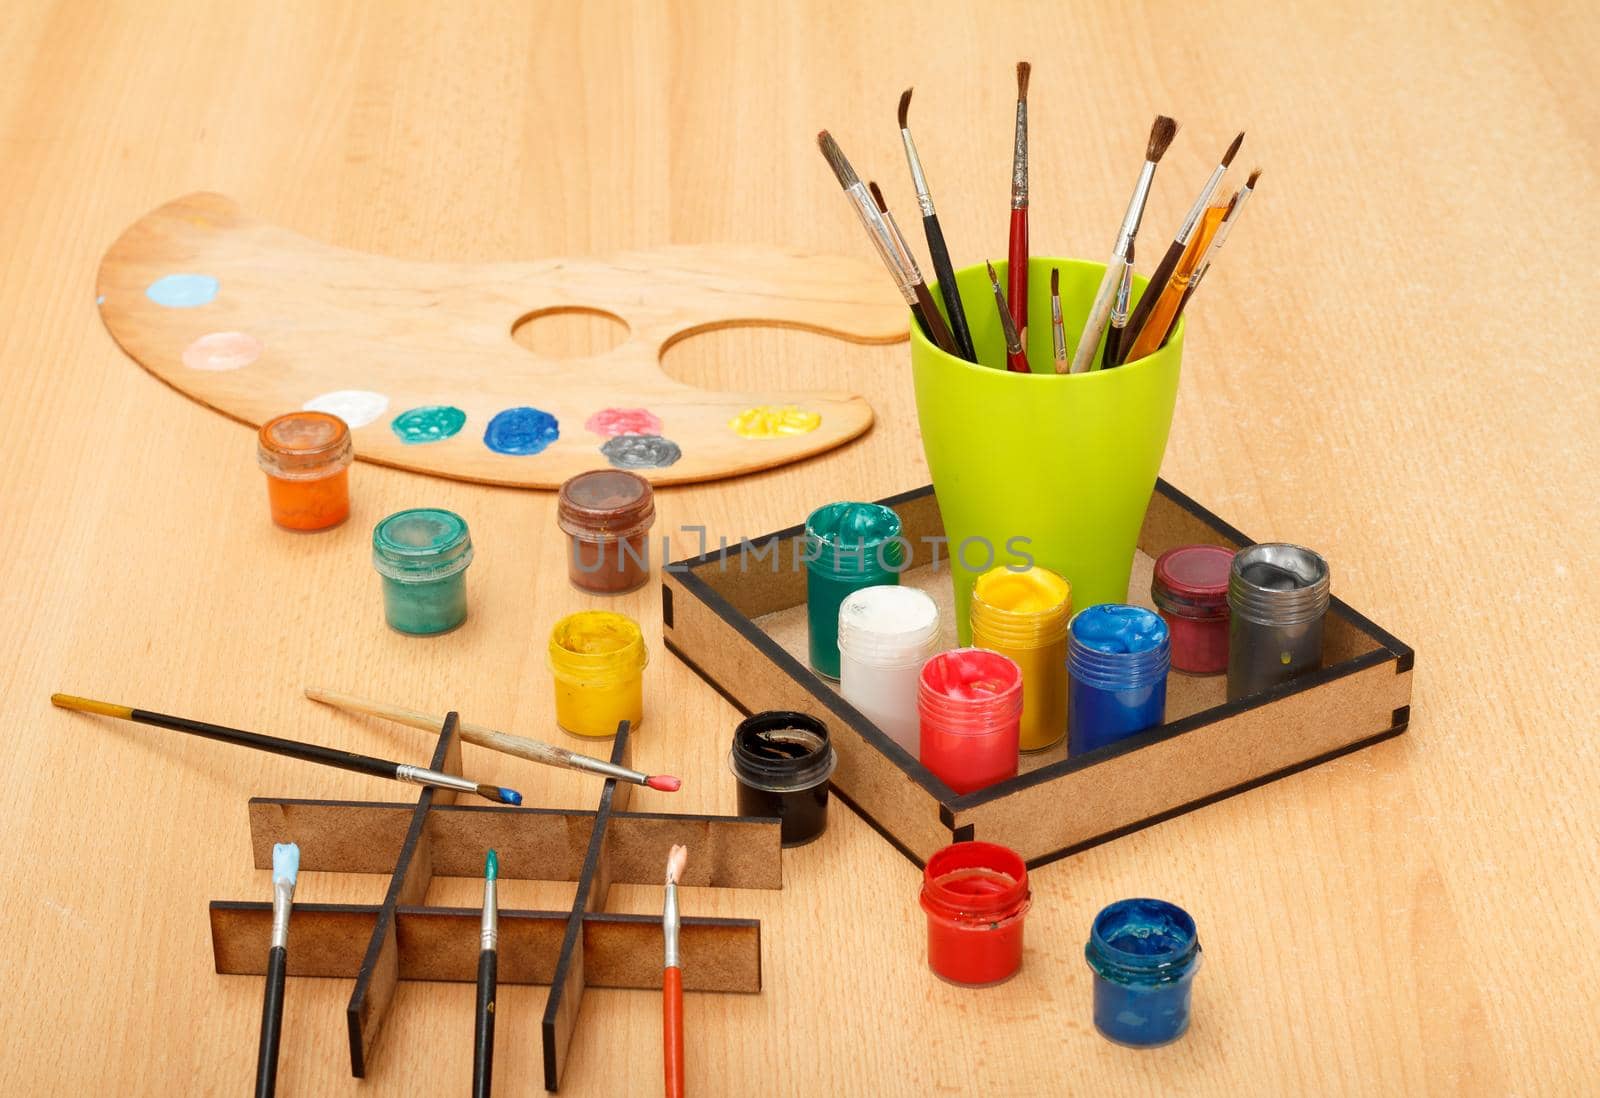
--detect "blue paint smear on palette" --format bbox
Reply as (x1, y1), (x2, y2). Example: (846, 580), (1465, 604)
(484, 406), (560, 456)
(392, 405), (467, 444)
(145, 273), (220, 308)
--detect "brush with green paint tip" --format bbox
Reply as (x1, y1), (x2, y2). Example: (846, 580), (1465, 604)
(474, 850), (499, 1098)
(255, 843), (299, 1098)
(50, 693), (524, 805)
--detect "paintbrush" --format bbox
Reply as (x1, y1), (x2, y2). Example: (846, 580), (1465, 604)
(1049, 268), (1068, 373)
(303, 686), (681, 792)
(985, 261), (1031, 373)
(817, 131), (956, 354)
(898, 88), (976, 361)
(1117, 131), (1243, 365)
(1064, 115), (1179, 374)
(51, 693), (524, 805)
(662, 844), (688, 1098)
(1102, 240), (1135, 369)
(1183, 168), (1259, 307)
(473, 850), (498, 1098)
(1121, 203), (1228, 362)
(1007, 62), (1032, 344)
(254, 843), (298, 1098)
(867, 181), (959, 355)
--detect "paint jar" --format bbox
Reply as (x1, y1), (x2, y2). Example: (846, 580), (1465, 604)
(838, 586), (941, 754)
(970, 566), (1072, 752)
(727, 711), (838, 847)
(1151, 546), (1234, 675)
(548, 611), (648, 737)
(371, 508), (474, 635)
(1067, 605), (1170, 756)
(257, 411), (353, 531)
(920, 841), (1031, 987)
(918, 649), (1023, 794)
(805, 502), (904, 680)
(1226, 543), (1331, 701)
(557, 469), (655, 595)
(1085, 898), (1203, 1047)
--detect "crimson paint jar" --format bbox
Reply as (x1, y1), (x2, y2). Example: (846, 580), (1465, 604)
(918, 649), (1022, 794)
(919, 841), (1031, 987)
(1151, 545), (1234, 674)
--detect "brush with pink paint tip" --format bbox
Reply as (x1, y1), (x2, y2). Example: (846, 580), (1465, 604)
(303, 686), (683, 793)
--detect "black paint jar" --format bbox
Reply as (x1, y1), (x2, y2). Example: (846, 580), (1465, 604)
(728, 711), (838, 847)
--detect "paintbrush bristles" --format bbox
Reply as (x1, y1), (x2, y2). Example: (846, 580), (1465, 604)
(898, 88), (912, 129)
(1247, 167), (1262, 189)
(1016, 61), (1031, 98)
(1222, 131), (1245, 168)
(1147, 115), (1179, 162)
(666, 844), (688, 887)
(867, 181), (888, 213)
(1050, 267), (1059, 295)
(816, 131), (859, 189)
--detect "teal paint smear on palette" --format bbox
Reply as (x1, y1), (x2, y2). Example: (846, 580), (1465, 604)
(146, 273), (219, 308)
(484, 406), (559, 456)
(391, 405), (467, 444)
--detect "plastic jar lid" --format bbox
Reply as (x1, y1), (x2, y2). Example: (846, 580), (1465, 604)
(372, 508), (473, 581)
(557, 469), (655, 540)
(547, 610), (649, 684)
(971, 565), (1072, 646)
(728, 711), (837, 792)
(257, 411), (353, 479)
(917, 648), (1024, 727)
(920, 841), (1031, 927)
(1151, 545), (1233, 620)
(805, 501), (904, 576)
(1067, 605), (1171, 688)
(1228, 543), (1331, 626)
(1085, 897), (1202, 985)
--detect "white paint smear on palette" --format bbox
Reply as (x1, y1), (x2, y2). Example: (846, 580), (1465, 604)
(182, 331), (262, 371)
(303, 389), (390, 428)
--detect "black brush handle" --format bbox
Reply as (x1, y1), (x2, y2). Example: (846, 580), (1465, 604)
(254, 945), (287, 1098)
(922, 213), (976, 361)
(1117, 237), (1185, 365)
(129, 707), (400, 784)
(473, 949), (497, 1098)
(1101, 324), (1123, 370)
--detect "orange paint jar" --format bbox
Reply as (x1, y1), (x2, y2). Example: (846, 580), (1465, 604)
(256, 412), (354, 531)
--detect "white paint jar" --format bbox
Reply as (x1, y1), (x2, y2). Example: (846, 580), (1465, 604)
(838, 585), (941, 754)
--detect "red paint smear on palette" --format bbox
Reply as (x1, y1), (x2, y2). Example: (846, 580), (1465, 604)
(586, 407), (662, 437)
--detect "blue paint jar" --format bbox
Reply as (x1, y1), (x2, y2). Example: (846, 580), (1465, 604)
(1067, 605), (1170, 755)
(372, 508), (474, 635)
(1085, 898), (1202, 1047)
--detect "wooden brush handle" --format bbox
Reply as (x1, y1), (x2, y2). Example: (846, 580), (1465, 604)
(1066, 257), (1125, 374)
(1008, 210), (1028, 338)
(304, 687), (570, 770)
(663, 966), (685, 1098)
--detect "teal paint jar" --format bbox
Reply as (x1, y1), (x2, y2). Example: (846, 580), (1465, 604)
(372, 508), (474, 635)
(805, 502), (904, 680)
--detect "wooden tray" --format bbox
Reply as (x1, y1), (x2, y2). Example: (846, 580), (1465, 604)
(660, 481), (1414, 867)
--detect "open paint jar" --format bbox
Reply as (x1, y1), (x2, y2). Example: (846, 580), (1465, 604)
(970, 566), (1071, 752)
(727, 711), (837, 846)
(1067, 605), (1170, 755)
(918, 649), (1023, 794)
(838, 585), (941, 755)
(557, 469), (655, 595)
(1151, 545), (1234, 675)
(548, 610), (648, 738)
(805, 502), (904, 680)
(257, 411), (353, 531)
(371, 508), (474, 635)
(919, 841), (1031, 987)
(1226, 543), (1330, 701)
(1085, 898), (1203, 1047)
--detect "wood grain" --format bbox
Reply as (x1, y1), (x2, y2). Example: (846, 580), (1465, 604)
(1, 1), (1596, 1095)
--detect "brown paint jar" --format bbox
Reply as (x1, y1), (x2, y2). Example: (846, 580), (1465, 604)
(557, 470), (656, 594)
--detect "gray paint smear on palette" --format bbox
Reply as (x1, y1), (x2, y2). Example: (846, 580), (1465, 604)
(601, 434), (682, 469)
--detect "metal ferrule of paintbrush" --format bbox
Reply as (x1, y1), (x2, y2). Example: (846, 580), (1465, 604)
(901, 130), (937, 218)
(558, 751), (653, 786)
(393, 764), (480, 796)
(1011, 102), (1029, 209)
(1050, 291), (1066, 365)
(1114, 161), (1158, 260)
(1192, 182), (1255, 290)
(845, 183), (917, 305)
(1110, 264), (1133, 332)
(480, 877), (498, 951)
(270, 878), (296, 950)
(1173, 163), (1228, 245)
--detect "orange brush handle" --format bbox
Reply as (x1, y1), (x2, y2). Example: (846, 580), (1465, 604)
(663, 966), (684, 1098)
(1124, 206), (1228, 362)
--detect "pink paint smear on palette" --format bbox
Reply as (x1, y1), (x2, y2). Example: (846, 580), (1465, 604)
(586, 407), (662, 437)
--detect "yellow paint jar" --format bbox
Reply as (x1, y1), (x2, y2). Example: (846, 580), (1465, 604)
(548, 610), (648, 738)
(970, 566), (1072, 752)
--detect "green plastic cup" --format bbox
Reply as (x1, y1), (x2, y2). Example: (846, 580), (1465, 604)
(911, 258), (1183, 643)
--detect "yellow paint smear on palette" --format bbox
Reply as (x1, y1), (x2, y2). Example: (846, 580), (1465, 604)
(729, 404), (821, 439)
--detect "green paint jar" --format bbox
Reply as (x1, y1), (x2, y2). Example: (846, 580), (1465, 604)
(805, 502), (904, 680)
(372, 508), (474, 635)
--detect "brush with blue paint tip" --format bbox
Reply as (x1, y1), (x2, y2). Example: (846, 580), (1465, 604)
(474, 850), (499, 1098)
(255, 843), (299, 1098)
(49, 694), (524, 805)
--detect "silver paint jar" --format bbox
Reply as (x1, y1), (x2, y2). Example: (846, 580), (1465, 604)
(1225, 543), (1330, 701)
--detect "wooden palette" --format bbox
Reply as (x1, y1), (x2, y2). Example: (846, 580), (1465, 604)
(96, 193), (906, 488)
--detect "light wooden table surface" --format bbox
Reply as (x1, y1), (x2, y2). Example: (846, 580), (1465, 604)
(3, 2), (1596, 1094)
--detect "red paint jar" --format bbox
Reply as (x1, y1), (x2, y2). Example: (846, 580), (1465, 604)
(917, 649), (1022, 794)
(557, 470), (656, 595)
(1151, 545), (1234, 675)
(920, 841), (1031, 987)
